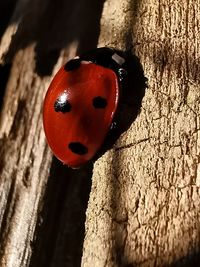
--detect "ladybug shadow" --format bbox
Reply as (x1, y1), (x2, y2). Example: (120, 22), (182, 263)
(93, 52), (147, 162)
(29, 158), (93, 266)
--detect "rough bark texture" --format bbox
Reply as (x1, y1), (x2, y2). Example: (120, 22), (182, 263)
(0, 0), (199, 267)
(82, 0), (200, 266)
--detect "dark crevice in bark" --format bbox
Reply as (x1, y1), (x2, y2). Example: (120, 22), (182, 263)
(0, 64), (12, 111)
(29, 158), (93, 267)
(169, 251), (200, 267)
(0, 0), (17, 39)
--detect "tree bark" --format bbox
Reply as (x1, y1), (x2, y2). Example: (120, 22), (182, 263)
(0, 0), (200, 267)
(82, 0), (200, 266)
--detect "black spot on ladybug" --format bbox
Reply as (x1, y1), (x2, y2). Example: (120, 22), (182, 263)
(54, 93), (71, 113)
(64, 58), (81, 71)
(68, 142), (88, 155)
(92, 96), (107, 109)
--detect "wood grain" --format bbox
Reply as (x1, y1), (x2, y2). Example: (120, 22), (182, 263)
(82, 0), (200, 266)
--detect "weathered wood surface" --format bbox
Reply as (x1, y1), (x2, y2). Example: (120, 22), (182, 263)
(0, 0), (200, 267)
(82, 0), (200, 266)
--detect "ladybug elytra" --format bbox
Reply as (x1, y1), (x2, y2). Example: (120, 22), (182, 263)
(43, 47), (130, 168)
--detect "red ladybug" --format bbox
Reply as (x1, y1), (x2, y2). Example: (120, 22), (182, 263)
(43, 47), (128, 168)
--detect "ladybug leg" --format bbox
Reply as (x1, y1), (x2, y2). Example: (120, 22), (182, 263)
(110, 121), (117, 130)
(118, 68), (128, 82)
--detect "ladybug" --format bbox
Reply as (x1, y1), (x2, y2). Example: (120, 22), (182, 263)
(43, 47), (130, 168)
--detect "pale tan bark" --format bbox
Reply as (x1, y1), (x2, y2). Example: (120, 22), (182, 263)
(0, 0), (200, 267)
(82, 0), (200, 266)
